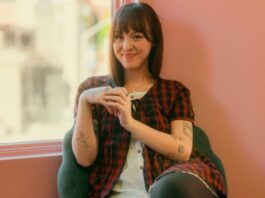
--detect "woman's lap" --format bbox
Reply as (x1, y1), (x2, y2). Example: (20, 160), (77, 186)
(149, 171), (219, 198)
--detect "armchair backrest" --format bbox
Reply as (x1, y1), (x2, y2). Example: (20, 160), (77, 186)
(193, 125), (227, 189)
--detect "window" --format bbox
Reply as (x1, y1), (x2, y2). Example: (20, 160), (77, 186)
(0, 0), (111, 143)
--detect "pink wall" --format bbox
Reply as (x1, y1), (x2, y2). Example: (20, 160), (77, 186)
(0, 1), (264, 198)
(142, 0), (265, 197)
(0, 156), (61, 198)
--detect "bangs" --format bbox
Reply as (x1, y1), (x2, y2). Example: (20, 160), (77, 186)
(113, 5), (151, 41)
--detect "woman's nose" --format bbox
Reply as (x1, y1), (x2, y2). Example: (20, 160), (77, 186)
(123, 38), (133, 50)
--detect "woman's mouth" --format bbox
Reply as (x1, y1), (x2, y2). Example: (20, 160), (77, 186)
(122, 53), (136, 60)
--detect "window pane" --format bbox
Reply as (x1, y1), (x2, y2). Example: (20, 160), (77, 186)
(0, 0), (111, 143)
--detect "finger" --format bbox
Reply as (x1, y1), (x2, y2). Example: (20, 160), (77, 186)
(102, 92), (123, 116)
(113, 86), (127, 92)
(107, 101), (124, 112)
(105, 105), (114, 115)
(105, 86), (113, 91)
(104, 95), (127, 106)
(101, 86), (112, 96)
(105, 88), (128, 100)
(102, 101), (114, 115)
(105, 90), (126, 98)
(113, 108), (119, 117)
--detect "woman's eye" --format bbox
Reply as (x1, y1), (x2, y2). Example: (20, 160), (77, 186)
(133, 34), (144, 39)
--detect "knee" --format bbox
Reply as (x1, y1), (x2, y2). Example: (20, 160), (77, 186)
(149, 172), (216, 198)
(149, 172), (185, 198)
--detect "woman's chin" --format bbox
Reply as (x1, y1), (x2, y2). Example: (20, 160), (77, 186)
(121, 63), (139, 70)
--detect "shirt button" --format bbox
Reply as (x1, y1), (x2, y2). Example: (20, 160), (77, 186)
(138, 149), (141, 153)
(140, 166), (144, 170)
(132, 103), (136, 112)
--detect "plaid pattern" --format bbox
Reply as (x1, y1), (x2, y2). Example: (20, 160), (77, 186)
(74, 75), (226, 197)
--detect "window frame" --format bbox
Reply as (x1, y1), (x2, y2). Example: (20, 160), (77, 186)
(0, 140), (62, 160)
(0, 0), (131, 161)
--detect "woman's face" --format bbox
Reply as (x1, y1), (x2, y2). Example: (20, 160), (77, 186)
(113, 29), (152, 71)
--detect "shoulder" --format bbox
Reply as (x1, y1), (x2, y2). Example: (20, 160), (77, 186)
(157, 78), (194, 120)
(158, 78), (191, 94)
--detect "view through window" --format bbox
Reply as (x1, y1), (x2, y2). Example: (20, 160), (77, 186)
(0, 0), (111, 143)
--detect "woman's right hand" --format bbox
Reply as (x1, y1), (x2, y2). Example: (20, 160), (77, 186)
(79, 86), (115, 115)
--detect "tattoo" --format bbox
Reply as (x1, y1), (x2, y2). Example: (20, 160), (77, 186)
(183, 121), (193, 139)
(167, 144), (185, 160)
(178, 144), (185, 153)
(77, 131), (90, 148)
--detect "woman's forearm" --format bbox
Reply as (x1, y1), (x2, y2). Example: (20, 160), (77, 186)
(72, 96), (98, 167)
(125, 119), (192, 162)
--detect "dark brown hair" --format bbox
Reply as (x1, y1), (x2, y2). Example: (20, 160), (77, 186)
(109, 3), (163, 86)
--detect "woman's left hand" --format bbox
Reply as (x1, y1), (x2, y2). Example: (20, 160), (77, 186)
(104, 87), (133, 128)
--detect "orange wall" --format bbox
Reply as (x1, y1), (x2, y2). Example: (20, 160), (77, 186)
(142, 0), (265, 197)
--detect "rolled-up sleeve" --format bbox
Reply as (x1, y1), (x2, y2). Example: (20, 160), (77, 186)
(169, 83), (194, 123)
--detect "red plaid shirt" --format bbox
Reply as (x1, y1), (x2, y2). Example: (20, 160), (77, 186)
(74, 75), (226, 198)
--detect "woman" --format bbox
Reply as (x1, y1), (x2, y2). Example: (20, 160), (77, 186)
(72, 3), (226, 198)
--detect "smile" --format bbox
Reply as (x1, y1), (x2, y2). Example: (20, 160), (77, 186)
(122, 53), (136, 60)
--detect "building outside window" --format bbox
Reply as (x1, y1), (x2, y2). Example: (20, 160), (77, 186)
(0, 0), (111, 143)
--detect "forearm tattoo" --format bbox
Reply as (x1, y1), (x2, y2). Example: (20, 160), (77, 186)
(77, 131), (90, 148)
(183, 121), (193, 139)
(166, 143), (185, 161)
(76, 119), (98, 149)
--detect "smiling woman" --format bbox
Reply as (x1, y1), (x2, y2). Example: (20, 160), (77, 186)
(0, 0), (111, 143)
(58, 2), (227, 198)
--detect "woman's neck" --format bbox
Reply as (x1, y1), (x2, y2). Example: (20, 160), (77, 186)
(124, 66), (150, 84)
(125, 74), (150, 84)
(124, 71), (154, 93)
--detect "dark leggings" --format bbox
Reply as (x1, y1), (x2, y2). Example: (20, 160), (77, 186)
(149, 172), (218, 198)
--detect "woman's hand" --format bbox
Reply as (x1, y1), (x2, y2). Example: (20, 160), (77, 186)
(79, 86), (117, 115)
(104, 87), (133, 128)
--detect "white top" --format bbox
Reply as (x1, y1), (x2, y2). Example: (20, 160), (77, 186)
(110, 92), (149, 198)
